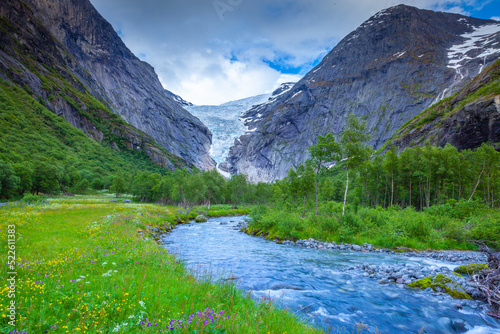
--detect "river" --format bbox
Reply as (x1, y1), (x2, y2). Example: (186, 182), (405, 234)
(159, 216), (500, 334)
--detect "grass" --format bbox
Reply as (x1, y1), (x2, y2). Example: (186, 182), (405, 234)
(0, 196), (321, 334)
(246, 202), (500, 251)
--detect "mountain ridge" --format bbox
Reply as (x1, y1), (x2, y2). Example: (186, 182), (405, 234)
(21, 0), (215, 170)
(0, 0), (191, 169)
(221, 5), (500, 183)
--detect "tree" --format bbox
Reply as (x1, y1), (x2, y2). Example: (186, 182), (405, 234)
(110, 171), (127, 198)
(74, 179), (90, 194)
(202, 169), (225, 208)
(284, 162), (315, 215)
(32, 161), (60, 194)
(228, 174), (248, 208)
(180, 172), (206, 214)
(338, 115), (372, 215)
(0, 161), (19, 200)
(308, 133), (341, 215)
(384, 147), (399, 207)
(12, 162), (32, 197)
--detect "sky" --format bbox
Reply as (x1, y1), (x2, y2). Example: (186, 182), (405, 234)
(89, 0), (500, 105)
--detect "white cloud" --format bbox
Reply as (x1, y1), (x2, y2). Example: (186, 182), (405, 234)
(491, 16), (500, 21)
(89, 0), (492, 105)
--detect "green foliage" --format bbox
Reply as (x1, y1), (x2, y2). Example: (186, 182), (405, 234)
(19, 193), (46, 205)
(111, 171), (128, 197)
(74, 179), (90, 194)
(309, 132), (341, 214)
(0, 160), (19, 199)
(0, 79), (171, 199)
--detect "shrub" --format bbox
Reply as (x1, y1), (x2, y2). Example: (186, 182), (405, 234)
(20, 193), (46, 205)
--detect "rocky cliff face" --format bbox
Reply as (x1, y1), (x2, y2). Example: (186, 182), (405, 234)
(19, 0), (215, 170)
(222, 5), (500, 183)
(386, 60), (500, 152)
(0, 0), (189, 169)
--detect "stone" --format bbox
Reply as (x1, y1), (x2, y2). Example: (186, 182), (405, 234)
(407, 275), (472, 299)
(454, 263), (488, 275)
(352, 245), (362, 251)
(122, 199), (132, 203)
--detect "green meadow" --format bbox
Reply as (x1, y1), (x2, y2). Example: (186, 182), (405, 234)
(0, 196), (321, 334)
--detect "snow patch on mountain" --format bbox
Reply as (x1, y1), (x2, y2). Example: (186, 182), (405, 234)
(448, 23), (500, 73)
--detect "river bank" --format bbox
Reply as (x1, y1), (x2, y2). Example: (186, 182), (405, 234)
(161, 216), (500, 333)
(246, 227), (491, 304)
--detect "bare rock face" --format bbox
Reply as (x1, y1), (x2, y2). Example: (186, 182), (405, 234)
(22, 0), (215, 170)
(387, 60), (500, 152)
(221, 5), (500, 183)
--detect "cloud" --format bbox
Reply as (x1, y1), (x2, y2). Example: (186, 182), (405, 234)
(89, 0), (494, 104)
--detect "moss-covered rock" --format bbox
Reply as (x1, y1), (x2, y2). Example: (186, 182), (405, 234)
(407, 274), (472, 299)
(194, 215), (208, 223)
(454, 263), (488, 275)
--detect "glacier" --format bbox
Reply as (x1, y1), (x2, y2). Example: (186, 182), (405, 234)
(186, 94), (271, 165)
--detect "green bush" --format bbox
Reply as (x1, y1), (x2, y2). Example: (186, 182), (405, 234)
(74, 179), (90, 194)
(470, 215), (500, 248)
(20, 193), (46, 205)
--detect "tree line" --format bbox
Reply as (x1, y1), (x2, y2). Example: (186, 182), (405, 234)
(271, 117), (500, 213)
(2, 114), (499, 213)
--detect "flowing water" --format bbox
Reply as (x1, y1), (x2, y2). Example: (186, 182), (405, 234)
(160, 216), (500, 334)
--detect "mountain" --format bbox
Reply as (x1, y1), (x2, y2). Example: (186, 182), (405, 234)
(2, 0), (215, 170)
(165, 91), (193, 107)
(385, 58), (500, 152)
(187, 83), (294, 165)
(221, 5), (500, 183)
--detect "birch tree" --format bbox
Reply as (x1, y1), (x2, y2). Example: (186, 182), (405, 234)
(309, 133), (340, 215)
(339, 115), (372, 215)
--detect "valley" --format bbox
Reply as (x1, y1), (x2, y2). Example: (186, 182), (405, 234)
(0, 0), (500, 333)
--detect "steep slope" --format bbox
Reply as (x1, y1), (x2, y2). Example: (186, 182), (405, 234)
(0, 78), (171, 195)
(0, 0), (186, 169)
(22, 0), (215, 170)
(188, 83), (294, 165)
(222, 5), (500, 183)
(386, 58), (500, 151)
